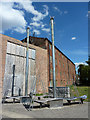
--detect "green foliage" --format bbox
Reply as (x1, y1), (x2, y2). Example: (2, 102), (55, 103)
(78, 64), (90, 86)
(36, 93), (43, 96)
(70, 85), (90, 102)
(35, 93), (48, 96)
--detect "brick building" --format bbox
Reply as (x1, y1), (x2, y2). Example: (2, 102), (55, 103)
(0, 34), (75, 98)
(22, 36), (76, 87)
(0, 34), (48, 98)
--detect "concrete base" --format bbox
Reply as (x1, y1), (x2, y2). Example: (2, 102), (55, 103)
(47, 98), (63, 108)
(34, 98), (63, 108)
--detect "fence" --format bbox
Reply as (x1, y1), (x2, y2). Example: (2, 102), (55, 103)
(49, 87), (70, 98)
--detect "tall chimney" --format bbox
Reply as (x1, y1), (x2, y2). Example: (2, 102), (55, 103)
(50, 17), (56, 98)
(25, 27), (30, 96)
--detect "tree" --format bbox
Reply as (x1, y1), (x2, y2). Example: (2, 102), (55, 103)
(78, 64), (90, 86)
(86, 56), (90, 66)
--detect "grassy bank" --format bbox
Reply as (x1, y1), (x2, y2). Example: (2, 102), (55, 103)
(35, 86), (90, 102)
(70, 86), (90, 102)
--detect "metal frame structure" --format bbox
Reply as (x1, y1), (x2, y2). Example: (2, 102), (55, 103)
(25, 27), (30, 96)
(50, 17), (56, 98)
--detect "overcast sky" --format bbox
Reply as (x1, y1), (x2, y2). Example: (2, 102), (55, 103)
(0, 1), (88, 69)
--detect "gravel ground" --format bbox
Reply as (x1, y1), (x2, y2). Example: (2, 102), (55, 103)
(2, 101), (89, 118)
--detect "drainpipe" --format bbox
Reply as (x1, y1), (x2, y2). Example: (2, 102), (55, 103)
(12, 65), (15, 97)
(25, 27), (30, 96)
(50, 17), (56, 98)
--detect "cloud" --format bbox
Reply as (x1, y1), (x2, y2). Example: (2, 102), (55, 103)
(53, 6), (68, 15)
(42, 28), (50, 32)
(53, 6), (62, 15)
(64, 11), (68, 14)
(86, 14), (88, 17)
(30, 22), (41, 27)
(14, 27), (26, 34)
(0, 2), (27, 33)
(0, 1), (49, 35)
(75, 62), (87, 68)
(18, 1), (49, 22)
(41, 24), (46, 28)
(33, 29), (40, 35)
(30, 21), (47, 28)
(20, 2), (49, 35)
(71, 37), (76, 40)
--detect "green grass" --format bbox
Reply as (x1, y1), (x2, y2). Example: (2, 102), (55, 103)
(35, 93), (43, 96)
(35, 87), (90, 102)
(35, 93), (48, 96)
(70, 86), (90, 102)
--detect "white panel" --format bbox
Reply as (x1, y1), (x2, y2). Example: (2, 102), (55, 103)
(16, 45), (20, 55)
(3, 74), (12, 97)
(5, 54), (12, 74)
(11, 43), (16, 54)
(19, 46), (25, 57)
(4, 54), (9, 74)
(20, 57), (24, 73)
(21, 46), (25, 57)
(3, 42), (36, 97)
(10, 55), (16, 74)
(29, 49), (32, 58)
(18, 45), (21, 56)
(15, 56), (20, 74)
(7, 42), (11, 53)
(14, 73), (24, 96)
(31, 49), (35, 59)
(30, 59), (35, 75)
(24, 47), (26, 57)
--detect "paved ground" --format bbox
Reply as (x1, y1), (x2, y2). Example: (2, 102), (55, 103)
(1, 101), (89, 118)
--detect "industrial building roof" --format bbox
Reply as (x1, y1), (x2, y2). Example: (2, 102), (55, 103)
(21, 36), (75, 66)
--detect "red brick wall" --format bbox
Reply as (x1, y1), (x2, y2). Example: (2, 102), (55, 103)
(35, 47), (48, 93)
(22, 36), (76, 87)
(0, 34), (8, 99)
(47, 41), (75, 87)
